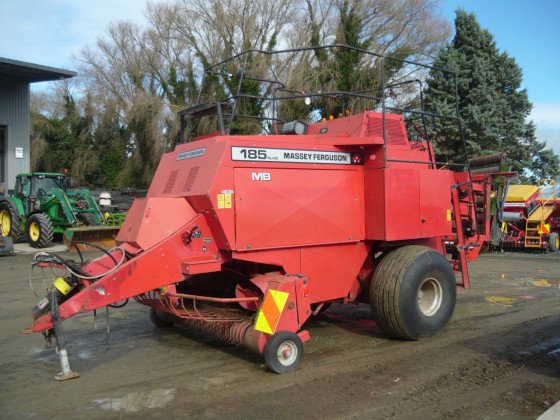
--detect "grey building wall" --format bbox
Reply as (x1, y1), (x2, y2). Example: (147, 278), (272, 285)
(0, 80), (30, 193)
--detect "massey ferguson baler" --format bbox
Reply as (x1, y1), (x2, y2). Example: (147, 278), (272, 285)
(27, 46), (505, 378)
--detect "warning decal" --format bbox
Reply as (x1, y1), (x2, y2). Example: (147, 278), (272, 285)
(254, 289), (290, 334)
(232, 146), (355, 165)
(217, 193), (232, 209)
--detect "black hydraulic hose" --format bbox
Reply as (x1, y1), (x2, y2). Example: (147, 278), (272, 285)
(72, 241), (128, 308)
(108, 299), (128, 309)
(74, 244), (85, 264)
(72, 241), (118, 266)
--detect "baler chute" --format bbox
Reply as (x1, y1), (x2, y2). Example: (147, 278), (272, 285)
(27, 45), (510, 377)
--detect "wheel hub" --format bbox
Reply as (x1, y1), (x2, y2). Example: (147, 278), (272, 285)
(277, 341), (297, 366)
(418, 277), (443, 317)
(29, 223), (40, 241)
(0, 210), (10, 236)
(282, 348), (292, 359)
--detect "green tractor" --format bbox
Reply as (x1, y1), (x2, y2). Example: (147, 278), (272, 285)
(0, 172), (105, 248)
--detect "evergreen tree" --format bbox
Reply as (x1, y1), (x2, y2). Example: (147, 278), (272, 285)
(424, 10), (559, 180)
(91, 100), (128, 189)
(30, 94), (97, 183)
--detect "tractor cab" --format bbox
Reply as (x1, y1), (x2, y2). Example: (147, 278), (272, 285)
(14, 173), (67, 214)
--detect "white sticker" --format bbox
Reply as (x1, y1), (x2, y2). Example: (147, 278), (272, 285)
(231, 146), (352, 165)
(177, 148), (206, 161)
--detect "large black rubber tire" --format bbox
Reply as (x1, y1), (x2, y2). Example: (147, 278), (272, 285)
(149, 308), (174, 328)
(264, 331), (304, 373)
(26, 213), (54, 248)
(79, 212), (98, 226)
(548, 232), (559, 252)
(0, 201), (23, 242)
(370, 245), (457, 340)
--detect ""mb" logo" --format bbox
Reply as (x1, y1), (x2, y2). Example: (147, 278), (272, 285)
(251, 172), (271, 181)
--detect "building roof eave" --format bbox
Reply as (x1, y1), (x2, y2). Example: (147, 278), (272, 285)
(0, 57), (76, 83)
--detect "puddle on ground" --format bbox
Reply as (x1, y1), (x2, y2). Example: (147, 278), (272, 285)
(485, 296), (517, 306)
(93, 388), (176, 413)
(77, 351), (94, 360)
(518, 295), (538, 301)
(530, 279), (560, 288)
(518, 337), (560, 357)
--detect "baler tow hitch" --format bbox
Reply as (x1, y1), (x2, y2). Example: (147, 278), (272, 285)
(49, 288), (80, 381)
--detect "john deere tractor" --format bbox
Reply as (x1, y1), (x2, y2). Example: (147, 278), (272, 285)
(0, 173), (104, 248)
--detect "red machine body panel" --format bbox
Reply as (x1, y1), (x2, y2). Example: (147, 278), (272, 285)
(148, 139), (227, 199)
(234, 167), (363, 250)
(116, 197), (197, 250)
(306, 112), (406, 145)
(300, 242), (371, 304)
(364, 167), (453, 241)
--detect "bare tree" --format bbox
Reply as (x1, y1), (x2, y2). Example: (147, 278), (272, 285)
(76, 10), (189, 185)
(173, 0), (297, 65)
(47, 0), (451, 187)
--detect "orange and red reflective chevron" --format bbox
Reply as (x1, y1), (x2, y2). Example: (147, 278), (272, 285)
(254, 289), (290, 334)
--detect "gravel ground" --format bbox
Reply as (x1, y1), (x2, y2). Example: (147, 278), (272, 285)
(0, 248), (559, 419)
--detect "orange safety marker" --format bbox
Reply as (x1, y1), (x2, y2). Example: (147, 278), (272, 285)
(254, 290), (290, 334)
(538, 223), (550, 234)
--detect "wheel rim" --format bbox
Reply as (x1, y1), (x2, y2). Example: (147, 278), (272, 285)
(29, 222), (40, 241)
(0, 209), (10, 236)
(276, 340), (298, 367)
(417, 277), (443, 317)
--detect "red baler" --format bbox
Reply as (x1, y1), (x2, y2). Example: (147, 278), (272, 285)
(27, 46), (505, 376)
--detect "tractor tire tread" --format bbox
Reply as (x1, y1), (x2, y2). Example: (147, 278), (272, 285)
(27, 213), (54, 248)
(0, 201), (23, 242)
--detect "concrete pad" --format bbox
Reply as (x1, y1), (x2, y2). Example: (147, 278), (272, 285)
(14, 242), (67, 255)
(538, 400), (560, 420)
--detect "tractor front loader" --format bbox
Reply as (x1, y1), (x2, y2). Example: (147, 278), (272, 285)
(26, 46), (510, 378)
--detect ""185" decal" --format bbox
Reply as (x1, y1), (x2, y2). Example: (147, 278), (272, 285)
(231, 146), (355, 165)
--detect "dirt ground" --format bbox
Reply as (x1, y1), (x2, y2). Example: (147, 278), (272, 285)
(1, 247), (559, 419)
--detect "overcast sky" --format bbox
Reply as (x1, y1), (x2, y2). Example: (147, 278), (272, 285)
(1, 0), (559, 154)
